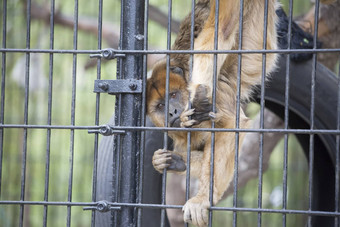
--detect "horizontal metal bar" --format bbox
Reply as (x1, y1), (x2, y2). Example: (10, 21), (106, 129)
(1, 48), (340, 55)
(2, 200), (340, 217)
(0, 201), (96, 206)
(1, 124), (339, 135)
(93, 79), (142, 94)
(0, 48), (100, 54)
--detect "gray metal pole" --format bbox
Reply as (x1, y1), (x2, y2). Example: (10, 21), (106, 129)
(114, 0), (145, 226)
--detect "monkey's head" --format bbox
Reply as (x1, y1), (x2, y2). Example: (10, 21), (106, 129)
(146, 60), (188, 128)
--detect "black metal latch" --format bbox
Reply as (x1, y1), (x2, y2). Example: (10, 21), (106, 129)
(93, 79), (142, 94)
(90, 48), (142, 95)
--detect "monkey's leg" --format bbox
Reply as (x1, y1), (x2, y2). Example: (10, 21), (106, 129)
(189, 0), (240, 103)
(182, 131), (239, 227)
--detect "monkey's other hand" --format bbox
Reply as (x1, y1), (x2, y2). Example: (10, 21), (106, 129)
(180, 108), (198, 128)
(152, 149), (186, 173)
(183, 197), (210, 227)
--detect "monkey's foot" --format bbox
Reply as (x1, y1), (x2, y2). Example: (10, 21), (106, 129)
(183, 197), (210, 227)
(152, 149), (186, 173)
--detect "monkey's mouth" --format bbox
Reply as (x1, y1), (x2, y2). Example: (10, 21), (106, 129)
(170, 117), (181, 127)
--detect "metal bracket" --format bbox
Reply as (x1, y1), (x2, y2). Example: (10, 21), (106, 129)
(88, 125), (125, 136)
(94, 79), (142, 94)
(83, 200), (121, 212)
(90, 48), (125, 60)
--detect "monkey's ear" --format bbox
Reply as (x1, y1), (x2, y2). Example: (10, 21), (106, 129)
(170, 66), (184, 77)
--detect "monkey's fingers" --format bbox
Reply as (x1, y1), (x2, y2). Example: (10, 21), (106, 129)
(152, 149), (171, 160)
(180, 109), (196, 122)
(180, 119), (198, 128)
(152, 149), (173, 173)
(152, 156), (172, 165)
(152, 158), (171, 173)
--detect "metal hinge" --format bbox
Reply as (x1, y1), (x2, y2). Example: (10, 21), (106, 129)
(93, 79), (142, 94)
(90, 48), (142, 95)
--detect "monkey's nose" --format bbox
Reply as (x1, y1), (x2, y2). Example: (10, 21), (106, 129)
(169, 109), (178, 117)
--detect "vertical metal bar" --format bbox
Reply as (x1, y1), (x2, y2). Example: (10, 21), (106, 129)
(91, 0), (103, 226)
(66, 0), (79, 226)
(335, 59), (340, 227)
(0, 0), (7, 197)
(43, 0), (55, 226)
(258, 0), (269, 226)
(308, 0), (320, 226)
(208, 0), (220, 226)
(184, 2), (196, 227)
(112, 2), (125, 225)
(282, 1), (293, 226)
(19, 0), (31, 226)
(115, 0), (144, 226)
(160, 1), (172, 226)
(137, 0), (149, 226)
(233, 0), (245, 225)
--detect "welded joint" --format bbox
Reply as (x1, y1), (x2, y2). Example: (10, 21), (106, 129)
(90, 48), (126, 60)
(83, 200), (121, 212)
(88, 125), (125, 136)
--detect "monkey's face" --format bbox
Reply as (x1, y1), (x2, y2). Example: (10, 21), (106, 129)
(147, 61), (188, 128)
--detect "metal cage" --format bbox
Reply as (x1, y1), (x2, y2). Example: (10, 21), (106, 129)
(0, 0), (339, 227)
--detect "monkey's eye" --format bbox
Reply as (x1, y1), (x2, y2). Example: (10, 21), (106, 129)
(156, 103), (164, 110)
(170, 92), (177, 99)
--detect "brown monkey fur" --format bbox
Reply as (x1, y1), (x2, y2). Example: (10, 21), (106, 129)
(147, 0), (279, 226)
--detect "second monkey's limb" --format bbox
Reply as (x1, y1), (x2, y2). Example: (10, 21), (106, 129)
(189, 0), (240, 102)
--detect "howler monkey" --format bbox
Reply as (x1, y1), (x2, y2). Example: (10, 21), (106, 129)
(147, 0), (277, 226)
